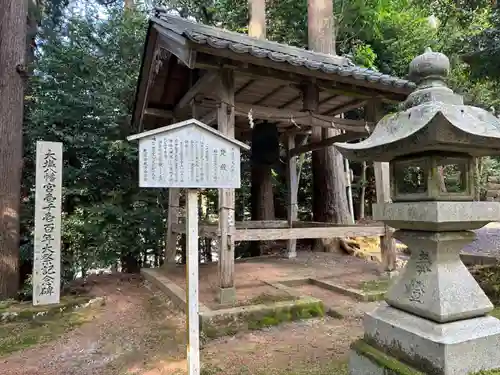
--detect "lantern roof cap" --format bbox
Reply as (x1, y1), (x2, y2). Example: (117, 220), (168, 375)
(334, 49), (500, 162)
(408, 47), (450, 84)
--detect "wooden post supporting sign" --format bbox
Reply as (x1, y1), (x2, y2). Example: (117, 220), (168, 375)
(186, 189), (200, 374)
(127, 119), (249, 374)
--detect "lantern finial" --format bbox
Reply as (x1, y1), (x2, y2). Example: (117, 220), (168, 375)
(408, 48), (450, 86)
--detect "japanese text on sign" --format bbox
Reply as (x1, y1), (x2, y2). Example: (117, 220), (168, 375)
(33, 141), (62, 306)
(138, 125), (242, 189)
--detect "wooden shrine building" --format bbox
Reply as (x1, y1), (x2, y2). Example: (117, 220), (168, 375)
(131, 9), (416, 301)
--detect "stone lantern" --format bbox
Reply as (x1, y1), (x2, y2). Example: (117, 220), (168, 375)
(335, 49), (500, 375)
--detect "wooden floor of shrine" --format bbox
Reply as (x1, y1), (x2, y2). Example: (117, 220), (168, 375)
(158, 251), (383, 310)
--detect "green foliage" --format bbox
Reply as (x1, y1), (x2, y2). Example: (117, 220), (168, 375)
(23, 7), (166, 280)
(472, 265), (500, 305)
(0, 299), (99, 356)
(463, 4), (500, 81)
(17, 0), (500, 288)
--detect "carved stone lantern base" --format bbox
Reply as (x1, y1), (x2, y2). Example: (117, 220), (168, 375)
(348, 201), (500, 374)
(350, 305), (500, 375)
(386, 230), (493, 323)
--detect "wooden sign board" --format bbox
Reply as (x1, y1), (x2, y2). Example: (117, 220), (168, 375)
(127, 119), (250, 189)
(33, 141), (63, 306)
(127, 119), (249, 375)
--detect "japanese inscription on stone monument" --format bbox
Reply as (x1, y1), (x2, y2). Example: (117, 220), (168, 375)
(135, 121), (243, 189)
(33, 141), (63, 306)
(404, 249), (433, 304)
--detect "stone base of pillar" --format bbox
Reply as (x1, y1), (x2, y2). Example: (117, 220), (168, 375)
(379, 269), (399, 279)
(350, 303), (500, 375)
(218, 287), (236, 304)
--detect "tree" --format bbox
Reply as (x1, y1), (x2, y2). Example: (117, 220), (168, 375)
(247, 0), (279, 256)
(0, 0), (28, 298)
(22, 7), (166, 281)
(307, 0), (352, 253)
(462, 3), (500, 82)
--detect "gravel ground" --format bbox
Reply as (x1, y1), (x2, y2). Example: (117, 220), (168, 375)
(1, 275), (185, 375)
(0, 273), (369, 375)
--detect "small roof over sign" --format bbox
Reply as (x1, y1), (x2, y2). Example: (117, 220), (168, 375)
(126, 118), (251, 151)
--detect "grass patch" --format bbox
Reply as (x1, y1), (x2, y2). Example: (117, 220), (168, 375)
(200, 361), (348, 375)
(490, 307), (500, 319)
(0, 303), (99, 356)
(0, 295), (94, 319)
(471, 265), (500, 304)
(247, 293), (297, 306)
(202, 298), (324, 339)
(359, 279), (390, 293)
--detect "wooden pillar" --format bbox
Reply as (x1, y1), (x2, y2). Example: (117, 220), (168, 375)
(286, 134), (298, 258)
(365, 100), (397, 273)
(217, 68), (236, 304)
(165, 188), (180, 264)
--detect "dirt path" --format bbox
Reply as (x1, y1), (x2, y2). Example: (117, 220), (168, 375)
(1, 274), (368, 375)
(1, 275), (185, 375)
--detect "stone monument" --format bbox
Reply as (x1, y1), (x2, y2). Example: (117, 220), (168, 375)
(335, 49), (500, 374)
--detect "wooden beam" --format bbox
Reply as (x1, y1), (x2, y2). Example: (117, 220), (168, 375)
(234, 225), (385, 241)
(288, 132), (364, 158)
(323, 98), (367, 116)
(286, 134), (298, 258)
(279, 94), (302, 108)
(193, 53), (411, 101)
(174, 71), (217, 115)
(318, 94), (339, 107)
(172, 222), (387, 240)
(133, 27), (159, 130)
(200, 110), (217, 125)
(366, 100), (397, 273)
(236, 78), (257, 96)
(217, 68), (236, 302)
(253, 84), (289, 105)
(155, 25), (197, 69)
(198, 101), (372, 132)
(173, 220), (290, 235)
(144, 108), (174, 119)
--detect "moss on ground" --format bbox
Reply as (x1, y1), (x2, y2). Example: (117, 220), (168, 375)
(247, 293), (297, 306)
(359, 279), (390, 294)
(202, 298), (324, 339)
(490, 307), (500, 319)
(351, 340), (424, 375)
(200, 361), (348, 375)
(470, 370), (500, 374)
(0, 304), (99, 356)
(0, 295), (94, 321)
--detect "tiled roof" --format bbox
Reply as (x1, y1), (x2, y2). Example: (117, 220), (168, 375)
(153, 9), (416, 92)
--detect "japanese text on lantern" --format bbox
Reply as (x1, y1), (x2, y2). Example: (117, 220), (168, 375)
(33, 141), (62, 306)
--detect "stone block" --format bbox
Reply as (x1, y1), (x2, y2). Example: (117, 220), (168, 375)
(218, 287), (236, 304)
(373, 202), (500, 231)
(363, 304), (500, 375)
(385, 231), (493, 323)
